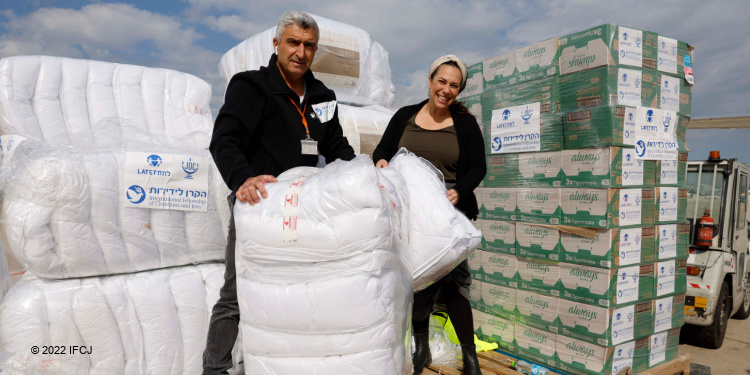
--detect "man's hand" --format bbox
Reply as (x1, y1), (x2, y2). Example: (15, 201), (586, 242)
(446, 189), (459, 206)
(376, 159), (389, 168)
(236, 175), (278, 205)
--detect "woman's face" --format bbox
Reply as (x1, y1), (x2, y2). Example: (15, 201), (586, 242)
(428, 64), (462, 110)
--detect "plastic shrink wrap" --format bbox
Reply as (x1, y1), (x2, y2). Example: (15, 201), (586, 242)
(0, 263), (243, 375)
(0, 123), (231, 279)
(234, 156), (411, 374)
(218, 13), (395, 108)
(337, 104), (394, 158)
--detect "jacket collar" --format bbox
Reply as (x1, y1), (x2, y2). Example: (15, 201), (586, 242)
(267, 54), (327, 98)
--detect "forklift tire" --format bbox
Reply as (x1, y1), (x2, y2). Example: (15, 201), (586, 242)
(697, 281), (730, 349)
(732, 282), (750, 320)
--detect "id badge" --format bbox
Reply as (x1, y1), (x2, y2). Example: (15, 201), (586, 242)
(301, 138), (318, 155)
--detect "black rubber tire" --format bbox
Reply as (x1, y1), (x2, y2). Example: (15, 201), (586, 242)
(732, 280), (750, 320)
(697, 281), (730, 349)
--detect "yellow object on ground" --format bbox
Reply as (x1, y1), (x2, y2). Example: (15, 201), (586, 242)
(432, 312), (499, 352)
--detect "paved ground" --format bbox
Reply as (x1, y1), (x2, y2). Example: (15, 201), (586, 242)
(680, 315), (750, 374)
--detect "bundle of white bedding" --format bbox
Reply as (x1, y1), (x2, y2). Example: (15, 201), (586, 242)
(234, 156), (411, 374)
(0, 263), (242, 375)
(218, 13), (396, 108)
(0, 135), (230, 279)
(0, 56), (213, 150)
(337, 104), (393, 157)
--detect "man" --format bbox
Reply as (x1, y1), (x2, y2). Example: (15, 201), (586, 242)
(203, 11), (355, 374)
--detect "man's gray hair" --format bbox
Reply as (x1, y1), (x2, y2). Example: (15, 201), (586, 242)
(275, 11), (319, 43)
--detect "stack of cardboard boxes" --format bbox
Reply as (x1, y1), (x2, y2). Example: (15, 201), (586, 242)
(467, 24), (692, 375)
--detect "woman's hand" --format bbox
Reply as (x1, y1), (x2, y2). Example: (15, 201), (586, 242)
(446, 189), (459, 206)
(376, 159), (389, 168)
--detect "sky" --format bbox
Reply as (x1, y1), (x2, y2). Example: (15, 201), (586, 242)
(0, 0), (748, 161)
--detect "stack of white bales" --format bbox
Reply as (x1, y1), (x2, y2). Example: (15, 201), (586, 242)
(0, 55), (240, 374)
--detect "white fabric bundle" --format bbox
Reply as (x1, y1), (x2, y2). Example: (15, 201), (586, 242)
(0, 263), (242, 375)
(0, 56), (213, 150)
(0, 137), (230, 279)
(218, 13), (396, 108)
(387, 149), (482, 291)
(337, 104), (393, 157)
(234, 156), (411, 375)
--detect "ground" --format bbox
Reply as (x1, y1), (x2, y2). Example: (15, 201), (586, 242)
(680, 316), (750, 374)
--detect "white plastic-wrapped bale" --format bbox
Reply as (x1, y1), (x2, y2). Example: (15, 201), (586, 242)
(337, 104), (393, 158)
(234, 156), (411, 374)
(218, 13), (395, 108)
(0, 263), (242, 375)
(0, 130), (231, 279)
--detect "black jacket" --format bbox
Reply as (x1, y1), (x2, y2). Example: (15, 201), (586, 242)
(210, 55), (355, 192)
(373, 100), (487, 220)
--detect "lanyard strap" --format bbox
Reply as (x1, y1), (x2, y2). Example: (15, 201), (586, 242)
(287, 96), (310, 138)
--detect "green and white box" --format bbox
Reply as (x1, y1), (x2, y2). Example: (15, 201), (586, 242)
(560, 227), (656, 268)
(647, 328), (681, 369)
(655, 259), (687, 297)
(474, 309), (516, 352)
(468, 249), (483, 280)
(653, 293), (685, 334)
(677, 117), (689, 152)
(479, 188), (517, 221)
(461, 93), (483, 126)
(517, 257), (561, 296)
(561, 188), (655, 228)
(515, 323), (558, 368)
(656, 153), (687, 186)
(564, 105), (636, 149)
(516, 223), (561, 261)
(469, 278), (482, 309)
(655, 187), (687, 224)
(515, 38), (560, 83)
(658, 74), (692, 116)
(613, 337), (650, 374)
(483, 51), (516, 90)
(517, 188), (562, 225)
(558, 24), (658, 75)
(480, 219), (516, 254)
(560, 263), (655, 307)
(555, 336), (615, 375)
(485, 103), (561, 154)
(481, 282), (517, 320)
(461, 62), (484, 98)
(561, 147), (656, 188)
(511, 76), (559, 113)
(559, 67), (659, 111)
(516, 290), (559, 333)
(484, 154), (520, 187)
(558, 299), (653, 347)
(482, 251), (518, 288)
(518, 151), (563, 188)
(677, 224), (689, 256)
(657, 224), (688, 261)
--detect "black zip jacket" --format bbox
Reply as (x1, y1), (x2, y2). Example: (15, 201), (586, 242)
(210, 54), (356, 192)
(373, 99), (487, 220)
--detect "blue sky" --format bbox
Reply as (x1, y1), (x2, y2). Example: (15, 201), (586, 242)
(0, 0), (748, 161)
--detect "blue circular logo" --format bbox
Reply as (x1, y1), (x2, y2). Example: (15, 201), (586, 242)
(315, 108), (323, 116)
(126, 185), (146, 204)
(660, 246), (664, 253)
(618, 290), (624, 297)
(623, 171), (629, 179)
(658, 57), (663, 66)
(492, 137), (502, 151)
(662, 171), (666, 178)
(621, 251), (626, 259)
(621, 211), (626, 219)
(620, 50), (625, 58)
(147, 154), (162, 167)
(619, 91), (625, 99)
(502, 109), (511, 121)
(635, 140), (646, 157)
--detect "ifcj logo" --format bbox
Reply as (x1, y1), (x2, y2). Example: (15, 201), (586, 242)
(658, 57), (663, 66)
(646, 110), (655, 123)
(620, 50), (626, 59)
(127, 185), (146, 204)
(502, 109), (511, 121)
(147, 154), (162, 167)
(619, 91), (625, 100)
(636, 140), (647, 157)
(182, 158), (199, 179)
(492, 137), (502, 152)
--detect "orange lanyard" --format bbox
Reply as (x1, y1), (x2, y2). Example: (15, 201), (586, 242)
(287, 96), (311, 138)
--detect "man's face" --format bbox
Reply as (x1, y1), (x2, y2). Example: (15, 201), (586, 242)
(273, 25), (318, 82)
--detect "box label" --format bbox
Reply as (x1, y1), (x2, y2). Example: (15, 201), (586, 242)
(612, 341), (636, 374)
(654, 296), (674, 332)
(622, 149), (645, 186)
(619, 228), (643, 266)
(660, 76), (681, 112)
(618, 27), (643, 67)
(659, 187), (679, 222)
(490, 102), (542, 153)
(623, 107), (637, 146)
(617, 68), (643, 107)
(617, 265), (641, 304)
(649, 332), (668, 367)
(658, 225), (678, 259)
(619, 189), (643, 226)
(611, 304), (635, 345)
(635, 107), (678, 161)
(656, 260), (676, 296)
(657, 36), (678, 74)
(660, 159), (679, 185)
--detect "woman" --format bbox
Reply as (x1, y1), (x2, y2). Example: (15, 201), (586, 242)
(373, 55), (486, 375)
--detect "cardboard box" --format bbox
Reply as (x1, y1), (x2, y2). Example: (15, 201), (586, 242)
(483, 154), (520, 187)
(561, 147), (656, 188)
(559, 263), (655, 307)
(474, 309), (516, 352)
(677, 116), (689, 152)
(655, 187), (687, 224)
(657, 73), (692, 116)
(517, 188), (562, 225)
(563, 105), (637, 149)
(482, 76), (559, 115)
(469, 277), (483, 309)
(517, 151), (563, 188)
(480, 282), (517, 320)
(558, 24), (658, 75)
(560, 188), (655, 228)
(484, 109), (563, 154)
(655, 259), (687, 297)
(517, 257), (561, 297)
(481, 251), (518, 288)
(515, 38), (560, 83)
(656, 224), (689, 261)
(479, 187), (517, 221)
(647, 328), (680, 369)
(653, 293), (685, 333)
(460, 62), (484, 98)
(556, 336), (617, 375)
(560, 227), (656, 268)
(483, 51), (516, 90)
(558, 299), (653, 347)
(655, 153), (687, 186)
(468, 249), (483, 280)
(516, 290), (559, 333)
(516, 223), (561, 261)
(461, 93), (483, 127)
(515, 323), (558, 368)
(480, 219), (516, 254)
(559, 67), (659, 111)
